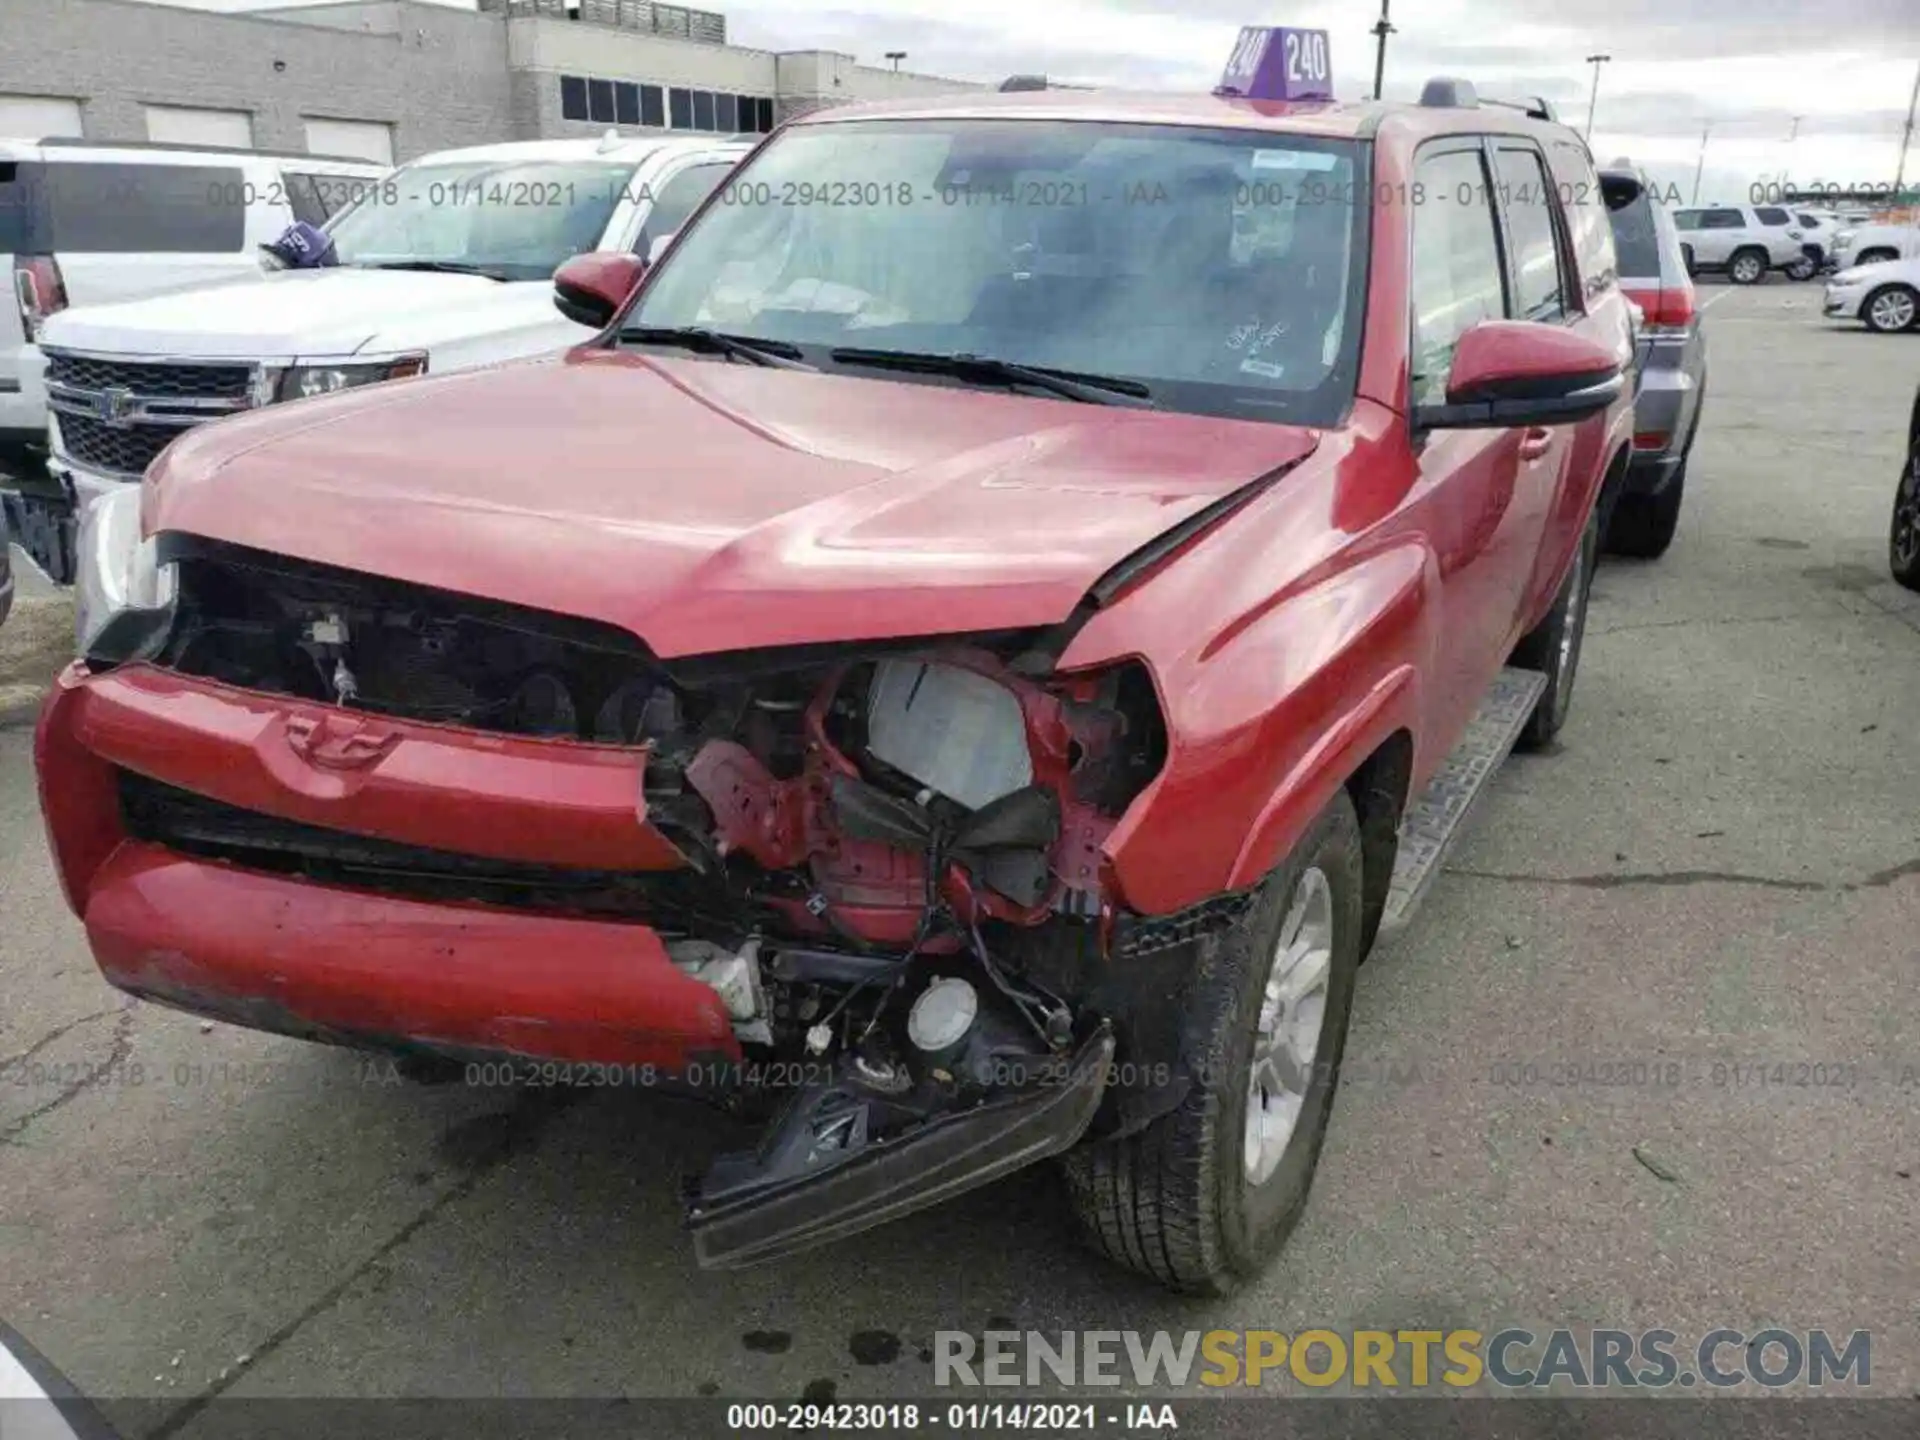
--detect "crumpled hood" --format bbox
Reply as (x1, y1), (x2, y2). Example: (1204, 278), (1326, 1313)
(38, 268), (554, 359)
(148, 348), (1323, 657)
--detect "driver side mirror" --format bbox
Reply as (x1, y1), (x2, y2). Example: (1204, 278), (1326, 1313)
(553, 251), (649, 330)
(1416, 320), (1624, 433)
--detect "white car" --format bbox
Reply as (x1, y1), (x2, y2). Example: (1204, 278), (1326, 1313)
(1670, 202), (1812, 283)
(23, 134), (749, 582)
(1831, 220), (1920, 268)
(1823, 255), (1920, 333)
(1, 137), (386, 462)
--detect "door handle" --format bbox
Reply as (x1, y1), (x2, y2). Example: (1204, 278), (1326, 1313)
(1519, 427), (1554, 461)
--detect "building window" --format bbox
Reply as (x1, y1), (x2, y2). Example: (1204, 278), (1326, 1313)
(588, 79), (615, 124)
(560, 76), (773, 134)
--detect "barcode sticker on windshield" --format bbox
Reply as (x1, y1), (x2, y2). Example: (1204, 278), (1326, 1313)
(1251, 150), (1340, 171)
(1240, 358), (1286, 378)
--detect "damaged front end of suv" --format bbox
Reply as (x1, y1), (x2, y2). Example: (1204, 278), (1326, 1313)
(96, 527), (1193, 1266)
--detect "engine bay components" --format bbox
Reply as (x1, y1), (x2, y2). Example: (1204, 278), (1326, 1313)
(865, 659), (1034, 810)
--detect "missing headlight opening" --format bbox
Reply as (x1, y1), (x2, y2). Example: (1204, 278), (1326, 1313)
(139, 540), (1179, 1256)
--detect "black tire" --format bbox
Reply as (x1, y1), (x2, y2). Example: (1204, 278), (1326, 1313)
(1680, 244), (1696, 277)
(1062, 791), (1363, 1296)
(1727, 248), (1767, 285)
(1862, 284), (1920, 334)
(1606, 467), (1685, 559)
(1892, 443), (1920, 592)
(1512, 502), (1600, 749)
(1785, 256), (1817, 282)
(1856, 248), (1899, 266)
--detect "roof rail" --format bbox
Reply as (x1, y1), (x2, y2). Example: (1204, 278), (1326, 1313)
(1481, 95), (1561, 123)
(36, 135), (381, 165)
(1419, 77), (1479, 108)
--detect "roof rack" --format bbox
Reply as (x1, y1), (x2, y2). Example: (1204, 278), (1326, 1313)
(1417, 79), (1559, 123)
(36, 136), (381, 165)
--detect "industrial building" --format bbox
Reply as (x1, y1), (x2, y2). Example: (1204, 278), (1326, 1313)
(0, 0), (987, 164)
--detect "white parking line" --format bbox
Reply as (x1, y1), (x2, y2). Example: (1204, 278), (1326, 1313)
(1700, 288), (1740, 312)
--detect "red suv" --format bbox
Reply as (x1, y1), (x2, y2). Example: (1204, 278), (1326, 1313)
(39, 82), (1633, 1293)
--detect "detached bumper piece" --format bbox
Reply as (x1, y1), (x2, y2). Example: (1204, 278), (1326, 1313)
(688, 1027), (1115, 1268)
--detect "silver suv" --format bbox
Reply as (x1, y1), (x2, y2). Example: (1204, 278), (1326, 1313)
(1670, 202), (1812, 284)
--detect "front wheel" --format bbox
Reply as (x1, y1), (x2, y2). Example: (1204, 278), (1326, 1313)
(1512, 502), (1600, 749)
(1785, 255), (1817, 282)
(1893, 445), (1920, 591)
(1062, 791), (1363, 1295)
(1864, 285), (1920, 334)
(1728, 249), (1767, 285)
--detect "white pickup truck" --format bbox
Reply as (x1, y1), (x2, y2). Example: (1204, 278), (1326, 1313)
(18, 133), (748, 581)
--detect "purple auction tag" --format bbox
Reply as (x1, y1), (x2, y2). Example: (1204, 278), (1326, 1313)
(1216, 26), (1334, 101)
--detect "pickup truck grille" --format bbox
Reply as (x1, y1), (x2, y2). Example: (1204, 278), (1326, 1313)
(44, 349), (257, 480)
(55, 414), (177, 478)
(45, 353), (253, 401)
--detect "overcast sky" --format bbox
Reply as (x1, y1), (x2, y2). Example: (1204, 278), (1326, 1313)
(162, 0), (1920, 200)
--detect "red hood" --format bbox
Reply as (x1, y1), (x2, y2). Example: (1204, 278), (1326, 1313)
(148, 349), (1322, 657)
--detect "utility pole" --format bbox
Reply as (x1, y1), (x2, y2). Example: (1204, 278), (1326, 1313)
(1691, 122), (1711, 206)
(1371, 0), (1394, 101)
(1584, 54), (1611, 143)
(1896, 59), (1920, 196)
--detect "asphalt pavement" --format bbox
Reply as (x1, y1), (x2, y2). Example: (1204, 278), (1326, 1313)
(1, 280), (1916, 1432)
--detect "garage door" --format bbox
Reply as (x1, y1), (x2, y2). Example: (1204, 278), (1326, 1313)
(144, 105), (253, 149)
(0, 95), (83, 139)
(305, 118), (394, 167)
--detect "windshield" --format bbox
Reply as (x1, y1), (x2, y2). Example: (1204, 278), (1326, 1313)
(628, 120), (1367, 425)
(325, 159), (637, 282)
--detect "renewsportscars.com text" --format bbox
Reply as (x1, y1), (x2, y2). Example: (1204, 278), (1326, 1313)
(933, 1328), (1871, 1390)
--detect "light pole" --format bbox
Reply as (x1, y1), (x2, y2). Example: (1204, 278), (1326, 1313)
(885, 50), (906, 73)
(1371, 0), (1394, 101)
(1584, 54), (1611, 143)
(1691, 121), (1711, 206)
(1896, 59), (1920, 196)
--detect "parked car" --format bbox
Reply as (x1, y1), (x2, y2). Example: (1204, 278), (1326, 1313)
(0, 137), (387, 465)
(0, 491), (11, 632)
(1832, 219), (1920, 268)
(1604, 164), (1706, 557)
(1789, 209), (1844, 274)
(18, 134), (750, 584)
(1670, 202), (1808, 283)
(1823, 255), (1920, 333)
(1893, 382), (1920, 591)
(37, 82), (1634, 1294)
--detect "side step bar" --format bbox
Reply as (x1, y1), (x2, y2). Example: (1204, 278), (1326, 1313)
(689, 1028), (1115, 1270)
(1380, 666), (1546, 934)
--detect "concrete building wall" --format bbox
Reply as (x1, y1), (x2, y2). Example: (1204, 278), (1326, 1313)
(0, 0), (510, 160)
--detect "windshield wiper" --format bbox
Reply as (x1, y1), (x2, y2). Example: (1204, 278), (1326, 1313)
(360, 260), (510, 281)
(828, 347), (1155, 407)
(618, 325), (817, 372)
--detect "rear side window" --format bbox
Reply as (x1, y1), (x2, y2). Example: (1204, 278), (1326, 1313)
(37, 162), (246, 252)
(1704, 209), (1744, 229)
(1607, 192), (1664, 278)
(0, 160), (35, 251)
(1754, 206), (1791, 225)
(1494, 146), (1566, 321)
(1545, 140), (1615, 304)
(1409, 146), (1507, 406)
(1671, 209), (1701, 230)
(1795, 212), (1821, 228)
(637, 162), (733, 252)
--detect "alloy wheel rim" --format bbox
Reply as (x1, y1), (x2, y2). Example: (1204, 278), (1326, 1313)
(1871, 291), (1916, 330)
(1734, 256), (1762, 282)
(1557, 537), (1589, 702)
(1896, 459), (1920, 567)
(1244, 866), (1334, 1184)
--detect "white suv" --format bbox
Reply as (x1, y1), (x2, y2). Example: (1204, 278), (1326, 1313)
(1, 138), (387, 463)
(1833, 220), (1920, 268)
(1670, 202), (1812, 284)
(23, 134), (749, 582)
